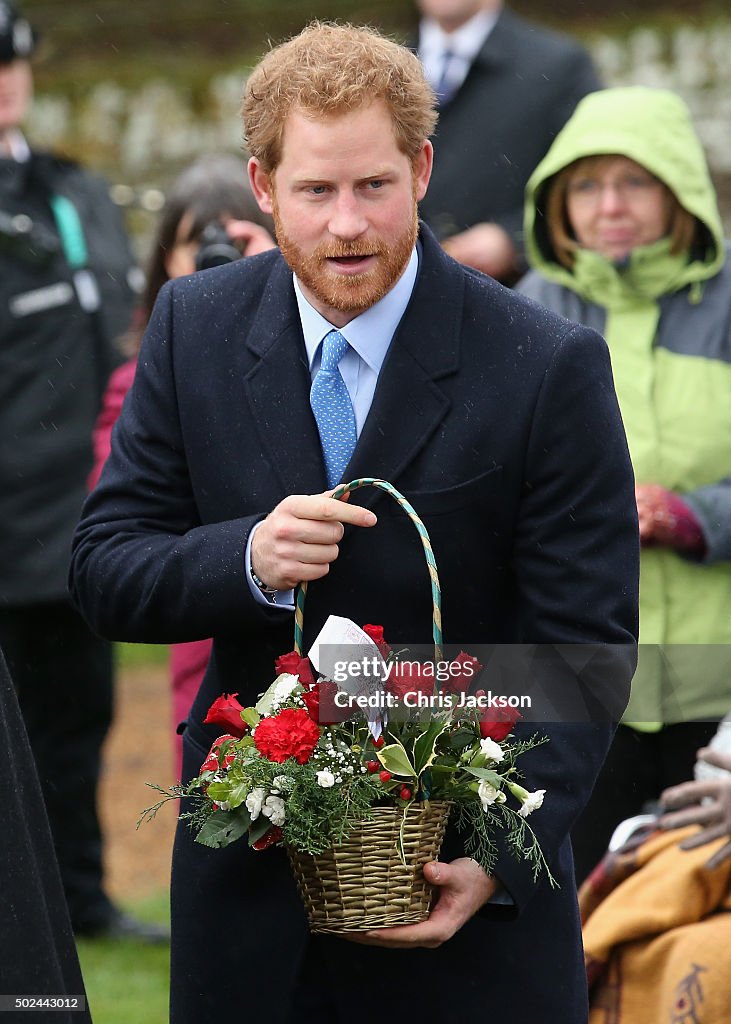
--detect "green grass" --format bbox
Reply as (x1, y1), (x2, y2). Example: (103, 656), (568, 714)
(76, 893), (170, 1024)
(115, 643), (169, 669)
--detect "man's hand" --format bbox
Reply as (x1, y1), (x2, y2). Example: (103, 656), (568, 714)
(659, 747), (731, 868)
(251, 491), (376, 591)
(345, 858), (498, 949)
(441, 223), (517, 281)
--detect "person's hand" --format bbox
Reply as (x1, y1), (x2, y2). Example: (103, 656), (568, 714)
(225, 219), (276, 257)
(441, 223), (517, 282)
(659, 747), (731, 868)
(635, 483), (705, 554)
(251, 491), (376, 591)
(344, 858), (498, 948)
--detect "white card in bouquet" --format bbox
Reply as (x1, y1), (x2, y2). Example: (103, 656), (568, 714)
(308, 615), (388, 739)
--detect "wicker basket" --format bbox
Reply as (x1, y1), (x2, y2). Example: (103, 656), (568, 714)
(289, 477), (450, 935)
(287, 801), (452, 933)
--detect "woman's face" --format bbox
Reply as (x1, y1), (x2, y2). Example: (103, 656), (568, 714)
(565, 156), (674, 262)
(164, 212), (199, 280)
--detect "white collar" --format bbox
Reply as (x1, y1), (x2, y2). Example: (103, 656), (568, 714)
(419, 7), (500, 63)
(0, 129), (30, 162)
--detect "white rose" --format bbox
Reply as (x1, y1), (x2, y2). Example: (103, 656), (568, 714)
(518, 789), (546, 818)
(245, 786), (267, 820)
(316, 769), (336, 788)
(262, 795), (286, 826)
(478, 780), (506, 810)
(479, 738), (504, 763)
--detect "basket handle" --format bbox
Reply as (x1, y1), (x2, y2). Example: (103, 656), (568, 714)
(293, 478), (443, 663)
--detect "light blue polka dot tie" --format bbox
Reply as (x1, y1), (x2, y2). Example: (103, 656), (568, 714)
(310, 329), (357, 489)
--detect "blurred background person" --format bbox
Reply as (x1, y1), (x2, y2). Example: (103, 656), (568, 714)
(89, 153), (275, 777)
(0, 1), (166, 940)
(415, 0), (600, 283)
(518, 86), (731, 882)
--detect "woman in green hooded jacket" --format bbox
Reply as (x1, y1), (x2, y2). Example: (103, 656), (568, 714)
(518, 86), (731, 882)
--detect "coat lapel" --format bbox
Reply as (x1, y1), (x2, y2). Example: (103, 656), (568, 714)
(343, 227), (462, 510)
(242, 259), (327, 495)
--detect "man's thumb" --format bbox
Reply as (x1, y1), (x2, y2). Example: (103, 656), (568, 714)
(424, 860), (448, 885)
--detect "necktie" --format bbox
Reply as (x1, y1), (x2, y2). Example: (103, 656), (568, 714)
(310, 329), (357, 488)
(435, 49), (457, 106)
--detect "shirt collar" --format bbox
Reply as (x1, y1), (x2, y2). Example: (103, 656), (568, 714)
(0, 129), (30, 162)
(419, 8), (499, 64)
(294, 246), (419, 374)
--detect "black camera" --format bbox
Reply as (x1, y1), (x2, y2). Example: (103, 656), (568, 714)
(195, 222), (242, 271)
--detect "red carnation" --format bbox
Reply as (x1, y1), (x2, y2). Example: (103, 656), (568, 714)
(301, 681), (343, 725)
(478, 697), (522, 742)
(200, 735), (238, 774)
(386, 662), (435, 703)
(254, 708), (320, 764)
(441, 650), (484, 697)
(363, 623), (391, 659)
(252, 826), (283, 851)
(203, 693), (248, 738)
(274, 650), (315, 686)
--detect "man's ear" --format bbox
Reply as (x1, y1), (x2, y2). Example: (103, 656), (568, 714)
(248, 157), (274, 215)
(412, 140), (433, 203)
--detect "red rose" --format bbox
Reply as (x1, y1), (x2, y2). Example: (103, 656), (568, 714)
(301, 681), (343, 725)
(363, 623), (391, 659)
(254, 708), (321, 764)
(274, 650), (315, 686)
(200, 734), (238, 774)
(441, 650), (484, 697)
(203, 693), (248, 738)
(252, 825), (283, 851)
(386, 662), (435, 703)
(478, 697), (522, 742)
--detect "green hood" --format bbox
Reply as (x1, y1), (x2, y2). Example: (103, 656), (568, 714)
(524, 87), (725, 290)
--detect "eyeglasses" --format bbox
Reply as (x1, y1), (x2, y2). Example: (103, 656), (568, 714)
(567, 172), (664, 203)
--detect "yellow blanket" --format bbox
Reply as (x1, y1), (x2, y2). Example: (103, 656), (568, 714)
(580, 826), (731, 1023)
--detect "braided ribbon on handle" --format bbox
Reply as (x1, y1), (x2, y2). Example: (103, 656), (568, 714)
(293, 478), (443, 663)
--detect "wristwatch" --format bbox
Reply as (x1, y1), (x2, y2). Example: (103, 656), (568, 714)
(251, 568), (278, 602)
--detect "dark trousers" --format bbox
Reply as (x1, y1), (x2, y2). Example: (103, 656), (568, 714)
(0, 600), (115, 929)
(570, 720), (720, 884)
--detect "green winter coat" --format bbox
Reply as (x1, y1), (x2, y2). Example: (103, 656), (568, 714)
(519, 87), (731, 726)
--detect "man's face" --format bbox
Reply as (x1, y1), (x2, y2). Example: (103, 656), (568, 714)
(0, 59), (32, 133)
(416, 0), (499, 33)
(249, 100), (432, 328)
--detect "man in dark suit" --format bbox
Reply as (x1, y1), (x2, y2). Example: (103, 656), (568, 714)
(416, 0), (601, 281)
(69, 22), (638, 1024)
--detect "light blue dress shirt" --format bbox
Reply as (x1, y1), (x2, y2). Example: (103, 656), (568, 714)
(246, 247), (419, 607)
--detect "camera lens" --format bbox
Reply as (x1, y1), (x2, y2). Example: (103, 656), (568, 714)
(195, 222), (242, 271)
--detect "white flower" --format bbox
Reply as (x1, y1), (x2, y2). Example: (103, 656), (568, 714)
(262, 795), (286, 826)
(316, 769), (336, 788)
(517, 789), (546, 818)
(245, 787), (267, 821)
(271, 775), (293, 794)
(478, 780), (506, 810)
(272, 673), (300, 707)
(479, 738), (504, 763)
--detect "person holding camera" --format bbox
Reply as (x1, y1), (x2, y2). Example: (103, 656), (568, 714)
(89, 153), (275, 776)
(0, 3), (166, 939)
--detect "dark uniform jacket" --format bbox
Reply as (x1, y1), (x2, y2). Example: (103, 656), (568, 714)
(0, 150), (134, 604)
